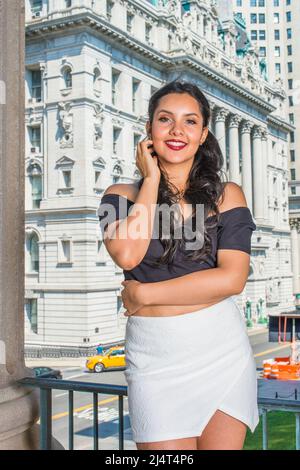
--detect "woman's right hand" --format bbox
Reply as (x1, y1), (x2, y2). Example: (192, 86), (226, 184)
(136, 137), (161, 182)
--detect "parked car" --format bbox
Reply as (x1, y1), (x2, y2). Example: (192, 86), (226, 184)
(32, 366), (62, 379)
(86, 346), (126, 373)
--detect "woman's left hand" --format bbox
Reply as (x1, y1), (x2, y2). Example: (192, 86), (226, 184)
(121, 280), (144, 316)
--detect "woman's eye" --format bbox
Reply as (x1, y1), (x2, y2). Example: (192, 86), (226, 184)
(158, 117), (196, 125)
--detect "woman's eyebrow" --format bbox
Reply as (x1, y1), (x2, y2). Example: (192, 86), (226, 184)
(157, 109), (200, 117)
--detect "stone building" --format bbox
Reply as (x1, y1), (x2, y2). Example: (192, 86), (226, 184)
(24, 0), (295, 357)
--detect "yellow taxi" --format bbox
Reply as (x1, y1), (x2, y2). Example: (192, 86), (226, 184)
(86, 346), (126, 373)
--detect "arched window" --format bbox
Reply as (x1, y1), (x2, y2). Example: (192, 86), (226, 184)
(63, 67), (72, 88)
(29, 233), (39, 272)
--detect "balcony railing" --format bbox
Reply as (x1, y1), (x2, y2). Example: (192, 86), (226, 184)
(19, 375), (300, 450)
(19, 377), (127, 450)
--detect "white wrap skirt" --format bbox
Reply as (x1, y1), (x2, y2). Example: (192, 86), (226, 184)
(124, 296), (260, 443)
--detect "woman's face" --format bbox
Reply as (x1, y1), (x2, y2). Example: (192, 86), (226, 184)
(147, 92), (208, 163)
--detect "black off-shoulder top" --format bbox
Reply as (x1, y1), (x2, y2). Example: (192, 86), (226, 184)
(97, 193), (257, 283)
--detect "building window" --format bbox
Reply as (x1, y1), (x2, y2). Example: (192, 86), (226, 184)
(290, 150), (295, 162)
(288, 79), (293, 89)
(28, 299), (38, 334)
(289, 96), (294, 106)
(274, 30), (280, 40)
(291, 186), (296, 195)
(250, 14), (257, 24)
(31, 70), (42, 101)
(251, 30), (257, 40)
(111, 69), (120, 106)
(274, 12), (279, 23)
(29, 233), (39, 272)
(259, 30), (266, 40)
(132, 78), (141, 114)
(133, 133), (141, 160)
(65, 0), (72, 7)
(287, 45), (292, 56)
(289, 113), (294, 124)
(286, 11), (291, 22)
(259, 14), (265, 24)
(290, 131), (295, 143)
(259, 47), (266, 57)
(273, 0), (279, 5)
(31, 0), (42, 14)
(113, 127), (121, 155)
(275, 63), (281, 74)
(288, 62), (293, 73)
(250, 0), (257, 6)
(236, 0), (242, 5)
(30, 126), (41, 152)
(274, 46), (280, 57)
(291, 169), (296, 180)
(30, 174), (42, 209)
(287, 28), (292, 39)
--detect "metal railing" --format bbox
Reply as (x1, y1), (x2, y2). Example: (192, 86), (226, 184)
(19, 377), (127, 450)
(19, 376), (300, 450)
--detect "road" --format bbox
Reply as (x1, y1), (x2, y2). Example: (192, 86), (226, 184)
(29, 330), (294, 450)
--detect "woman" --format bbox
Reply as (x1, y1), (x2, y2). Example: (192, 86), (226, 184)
(98, 80), (259, 450)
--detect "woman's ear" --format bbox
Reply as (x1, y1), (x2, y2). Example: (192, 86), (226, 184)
(200, 126), (209, 145)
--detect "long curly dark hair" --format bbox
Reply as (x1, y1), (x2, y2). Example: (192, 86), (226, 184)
(136, 79), (228, 267)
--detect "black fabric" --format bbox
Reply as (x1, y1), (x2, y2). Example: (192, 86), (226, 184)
(97, 193), (256, 282)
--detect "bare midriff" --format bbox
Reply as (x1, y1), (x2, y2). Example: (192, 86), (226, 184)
(131, 300), (228, 317)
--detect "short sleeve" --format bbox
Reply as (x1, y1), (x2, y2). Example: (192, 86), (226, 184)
(97, 193), (132, 237)
(217, 207), (256, 255)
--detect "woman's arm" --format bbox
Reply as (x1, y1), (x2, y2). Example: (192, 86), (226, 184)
(140, 249), (250, 307)
(102, 176), (159, 270)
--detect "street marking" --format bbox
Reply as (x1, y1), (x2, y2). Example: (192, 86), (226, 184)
(254, 344), (290, 357)
(50, 395), (121, 421)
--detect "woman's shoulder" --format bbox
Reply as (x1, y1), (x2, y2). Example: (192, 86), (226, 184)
(102, 182), (140, 202)
(217, 182), (248, 214)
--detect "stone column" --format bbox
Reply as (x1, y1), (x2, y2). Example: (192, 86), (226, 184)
(261, 129), (269, 222)
(241, 120), (253, 213)
(228, 114), (241, 184)
(252, 126), (264, 221)
(0, 0), (63, 450)
(214, 107), (229, 177)
(290, 219), (300, 295)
